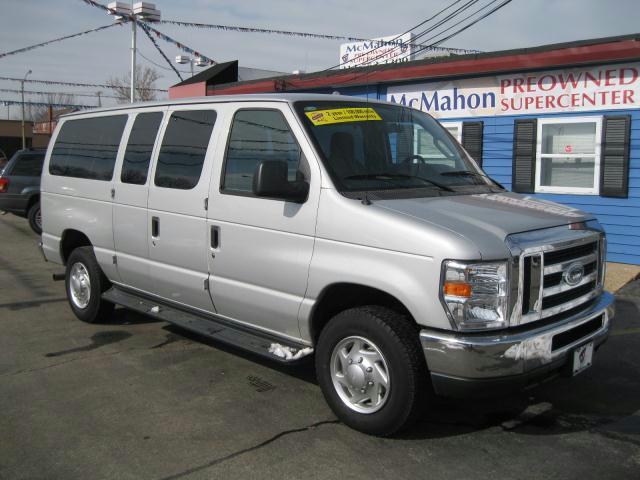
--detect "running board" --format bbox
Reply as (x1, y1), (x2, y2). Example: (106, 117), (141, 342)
(102, 286), (312, 363)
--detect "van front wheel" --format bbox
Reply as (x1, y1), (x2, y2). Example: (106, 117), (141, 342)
(315, 306), (428, 436)
(65, 247), (114, 323)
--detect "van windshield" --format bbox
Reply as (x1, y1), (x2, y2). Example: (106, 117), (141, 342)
(295, 101), (499, 196)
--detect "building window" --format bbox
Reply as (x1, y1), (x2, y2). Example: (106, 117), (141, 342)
(535, 116), (602, 195)
(441, 121), (462, 142)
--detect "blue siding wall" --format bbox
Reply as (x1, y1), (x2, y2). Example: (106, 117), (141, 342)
(458, 109), (640, 265)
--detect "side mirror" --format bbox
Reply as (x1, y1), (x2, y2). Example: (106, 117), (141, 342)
(252, 160), (309, 203)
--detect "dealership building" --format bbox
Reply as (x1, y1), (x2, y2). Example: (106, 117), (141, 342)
(170, 33), (640, 265)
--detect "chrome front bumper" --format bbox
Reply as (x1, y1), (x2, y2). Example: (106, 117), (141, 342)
(420, 292), (615, 397)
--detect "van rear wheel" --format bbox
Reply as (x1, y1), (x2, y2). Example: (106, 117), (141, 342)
(65, 247), (114, 323)
(315, 306), (429, 436)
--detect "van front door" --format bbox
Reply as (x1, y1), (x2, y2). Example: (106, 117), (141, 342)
(146, 106), (219, 313)
(207, 105), (320, 340)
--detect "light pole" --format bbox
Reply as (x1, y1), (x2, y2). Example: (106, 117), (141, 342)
(176, 55), (208, 77)
(108, 2), (161, 103)
(21, 69), (32, 150)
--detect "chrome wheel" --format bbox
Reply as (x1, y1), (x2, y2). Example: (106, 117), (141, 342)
(330, 335), (390, 414)
(69, 262), (91, 309)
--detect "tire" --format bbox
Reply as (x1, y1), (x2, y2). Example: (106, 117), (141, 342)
(315, 306), (429, 436)
(27, 201), (42, 235)
(65, 246), (114, 323)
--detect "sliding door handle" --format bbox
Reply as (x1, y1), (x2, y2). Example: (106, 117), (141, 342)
(151, 216), (160, 238)
(211, 225), (220, 249)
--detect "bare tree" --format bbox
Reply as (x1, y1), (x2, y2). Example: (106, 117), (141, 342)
(30, 93), (78, 121)
(106, 65), (162, 103)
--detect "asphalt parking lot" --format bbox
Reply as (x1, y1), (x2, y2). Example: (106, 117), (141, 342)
(1, 212), (639, 480)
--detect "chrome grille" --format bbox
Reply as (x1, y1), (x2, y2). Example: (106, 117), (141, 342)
(519, 237), (603, 325)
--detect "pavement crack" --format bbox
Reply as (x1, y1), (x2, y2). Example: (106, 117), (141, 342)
(157, 419), (340, 480)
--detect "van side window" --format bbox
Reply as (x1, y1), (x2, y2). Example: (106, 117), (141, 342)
(121, 112), (163, 185)
(154, 110), (217, 190)
(49, 115), (127, 181)
(222, 109), (304, 194)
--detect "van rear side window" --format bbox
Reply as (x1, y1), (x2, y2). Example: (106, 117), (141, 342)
(121, 112), (163, 185)
(49, 115), (127, 181)
(155, 110), (217, 190)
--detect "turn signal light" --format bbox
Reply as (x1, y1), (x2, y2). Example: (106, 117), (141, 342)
(443, 281), (472, 298)
(0, 177), (9, 193)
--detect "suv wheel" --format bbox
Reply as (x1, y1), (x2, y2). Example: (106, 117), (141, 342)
(315, 306), (429, 436)
(27, 201), (42, 234)
(65, 246), (114, 323)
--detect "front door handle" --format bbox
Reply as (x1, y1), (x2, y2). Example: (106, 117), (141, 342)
(211, 225), (220, 249)
(151, 216), (160, 238)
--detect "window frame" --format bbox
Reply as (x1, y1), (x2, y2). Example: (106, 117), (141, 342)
(153, 108), (218, 191)
(119, 111), (165, 187)
(220, 107), (307, 199)
(440, 121), (463, 143)
(534, 115), (602, 195)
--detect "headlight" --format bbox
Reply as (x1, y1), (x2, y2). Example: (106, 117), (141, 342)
(441, 260), (509, 331)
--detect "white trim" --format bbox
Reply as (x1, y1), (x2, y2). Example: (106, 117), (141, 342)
(534, 116), (602, 195)
(441, 121), (463, 143)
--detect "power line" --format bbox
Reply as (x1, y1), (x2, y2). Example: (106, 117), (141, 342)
(0, 99), (92, 109)
(0, 87), (119, 99)
(137, 50), (190, 74)
(344, 0), (482, 70)
(322, 0), (468, 71)
(157, 19), (478, 55)
(0, 76), (166, 92)
(0, 23), (121, 59)
(139, 22), (184, 81)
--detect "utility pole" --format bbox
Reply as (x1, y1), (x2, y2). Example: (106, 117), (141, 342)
(21, 69), (32, 150)
(96, 91), (102, 107)
(130, 18), (136, 103)
(108, 3), (161, 104)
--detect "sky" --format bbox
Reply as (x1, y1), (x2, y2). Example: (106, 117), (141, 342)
(0, 0), (639, 114)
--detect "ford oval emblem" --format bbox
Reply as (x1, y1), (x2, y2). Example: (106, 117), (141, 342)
(563, 262), (585, 287)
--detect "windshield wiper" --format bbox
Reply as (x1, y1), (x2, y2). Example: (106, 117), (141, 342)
(344, 173), (453, 192)
(440, 170), (505, 189)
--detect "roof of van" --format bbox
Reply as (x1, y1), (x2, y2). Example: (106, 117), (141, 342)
(61, 93), (391, 118)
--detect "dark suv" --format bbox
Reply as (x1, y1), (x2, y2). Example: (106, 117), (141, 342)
(0, 148), (46, 234)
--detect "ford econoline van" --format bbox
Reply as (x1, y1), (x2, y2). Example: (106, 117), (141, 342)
(40, 94), (614, 436)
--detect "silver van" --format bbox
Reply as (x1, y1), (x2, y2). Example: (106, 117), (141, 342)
(40, 94), (614, 436)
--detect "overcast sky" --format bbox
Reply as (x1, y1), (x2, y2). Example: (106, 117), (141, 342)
(0, 0), (639, 112)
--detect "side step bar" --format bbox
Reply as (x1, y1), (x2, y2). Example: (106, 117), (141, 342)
(102, 286), (312, 363)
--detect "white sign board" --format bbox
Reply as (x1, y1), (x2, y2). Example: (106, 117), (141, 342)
(340, 33), (414, 69)
(387, 62), (640, 118)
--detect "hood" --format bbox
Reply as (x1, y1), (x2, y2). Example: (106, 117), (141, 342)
(373, 192), (593, 259)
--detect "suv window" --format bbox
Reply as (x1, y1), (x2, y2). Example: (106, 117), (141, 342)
(10, 153), (45, 177)
(154, 110), (217, 190)
(222, 109), (304, 194)
(49, 115), (127, 181)
(121, 112), (163, 185)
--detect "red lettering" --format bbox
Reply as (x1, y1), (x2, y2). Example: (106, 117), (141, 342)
(605, 69), (617, 86)
(571, 93), (579, 107)
(536, 96), (544, 109)
(623, 89), (634, 104)
(558, 72), (581, 89)
(500, 78), (512, 94)
(500, 98), (510, 111)
(538, 74), (557, 91)
(545, 95), (556, 109)
(620, 68), (638, 86)
(525, 97), (534, 109)
(584, 71), (601, 87)
(526, 76), (536, 92)
(611, 90), (621, 104)
(558, 94), (569, 108)
(513, 77), (525, 93)
(582, 92), (596, 106)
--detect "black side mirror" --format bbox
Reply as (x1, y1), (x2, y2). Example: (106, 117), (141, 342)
(252, 160), (309, 203)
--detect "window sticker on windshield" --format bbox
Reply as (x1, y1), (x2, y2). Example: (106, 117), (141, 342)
(305, 107), (382, 126)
